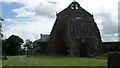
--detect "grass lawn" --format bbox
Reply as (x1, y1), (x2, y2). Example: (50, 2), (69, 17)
(2, 54), (107, 66)
(0, 59), (2, 67)
(94, 53), (108, 60)
(94, 51), (120, 60)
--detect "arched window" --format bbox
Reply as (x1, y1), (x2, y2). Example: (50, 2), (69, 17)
(75, 4), (78, 9)
(71, 4), (74, 9)
(73, 24), (80, 34)
(71, 3), (79, 9)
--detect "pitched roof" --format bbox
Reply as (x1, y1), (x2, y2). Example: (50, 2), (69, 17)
(40, 34), (49, 42)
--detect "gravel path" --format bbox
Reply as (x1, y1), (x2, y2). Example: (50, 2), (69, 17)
(90, 58), (107, 62)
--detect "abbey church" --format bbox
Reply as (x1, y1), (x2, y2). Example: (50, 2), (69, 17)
(40, 1), (102, 57)
(43, 1), (103, 57)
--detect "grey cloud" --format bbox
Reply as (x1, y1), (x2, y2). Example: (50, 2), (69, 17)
(35, 3), (56, 18)
(118, 2), (120, 34)
(95, 12), (118, 35)
(102, 34), (118, 42)
(118, 2), (120, 41)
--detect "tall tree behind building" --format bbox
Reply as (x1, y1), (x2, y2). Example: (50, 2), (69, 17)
(6, 35), (24, 55)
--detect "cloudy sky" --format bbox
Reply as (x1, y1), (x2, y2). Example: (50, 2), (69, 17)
(0, 0), (119, 42)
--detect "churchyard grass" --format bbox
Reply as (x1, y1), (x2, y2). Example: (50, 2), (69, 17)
(94, 53), (108, 60)
(2, 54), (107, 66)
(94, 51), (120, 60)
(0, 59), (2, 67)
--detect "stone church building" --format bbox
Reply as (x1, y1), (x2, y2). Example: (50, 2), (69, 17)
(40, 1), (102, 57)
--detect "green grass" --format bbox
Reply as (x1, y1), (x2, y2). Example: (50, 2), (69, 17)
(94, 51), (120, 60)
(94, 53), (108, 60)
(2, 54), (107, 66)
(0, 59), (2, 67)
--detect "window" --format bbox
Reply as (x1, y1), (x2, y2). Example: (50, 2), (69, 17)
(76, 24), (79, 34)
(71, 4), (74, 9)
(73, 24), (80, 34)
(70, 23), (81, 35)
(75, 4), (78, 9)
(73, 25), (75, 33)
(71, 4), (79, 9)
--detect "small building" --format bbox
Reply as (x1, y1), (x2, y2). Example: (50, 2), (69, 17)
(39, 34), (49, 54)
(100, 42), (120, 53)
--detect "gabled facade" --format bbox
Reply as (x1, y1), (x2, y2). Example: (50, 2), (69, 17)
(46, 1), (102, 57)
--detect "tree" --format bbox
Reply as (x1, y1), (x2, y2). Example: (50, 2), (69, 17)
(24, 39), (33, 50)
(2, 39), (7, 55)
(23, 39), (33, 56)
(0, 17), (4, 38)
(32, 39), (40, 54)
(6, 35), (24, 55)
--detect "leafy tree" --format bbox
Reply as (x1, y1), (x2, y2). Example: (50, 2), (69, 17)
(24, 39), (33, 50)
(2, 39), (7, 55)
(6, 35), (24, 55)
(0, 17), (4, 38)
(32, 39), (40, 54)
(23, 39), (33, 56)
(23, 39), (41, 55)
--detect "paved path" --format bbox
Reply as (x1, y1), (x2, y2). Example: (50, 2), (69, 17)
(90, 58), (107, 62)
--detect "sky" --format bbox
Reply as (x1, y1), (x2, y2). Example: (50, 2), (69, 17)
(0, 0), (119, 42)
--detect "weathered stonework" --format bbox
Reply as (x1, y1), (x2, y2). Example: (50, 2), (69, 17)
(46, 1), (102, 57)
